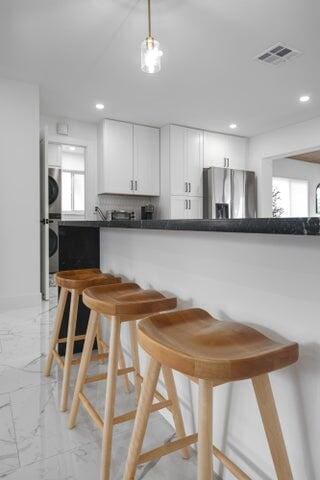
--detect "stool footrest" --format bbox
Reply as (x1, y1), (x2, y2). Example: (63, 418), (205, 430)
(212, 445), (251, 480)
(57, 334), (87, 344)
(84, 367), (135, 385)
(113, 400), (172, 426)
(71, 352), (108, 366)
(138, 433), (198, 465)
(137, 373), (173, 413)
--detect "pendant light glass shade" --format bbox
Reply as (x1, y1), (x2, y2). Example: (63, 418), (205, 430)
(141, 36), (163, 74)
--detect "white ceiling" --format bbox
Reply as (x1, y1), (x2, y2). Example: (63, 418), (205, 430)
(0, 0), (319, 136)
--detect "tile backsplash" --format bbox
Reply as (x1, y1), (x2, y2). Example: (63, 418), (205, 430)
(96, 194), (159, 220)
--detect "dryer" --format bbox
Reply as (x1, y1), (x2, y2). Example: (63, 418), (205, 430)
(48, 168), (61, 273)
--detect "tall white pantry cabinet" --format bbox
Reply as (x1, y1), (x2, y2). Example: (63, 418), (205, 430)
(159, 125), (204, 219)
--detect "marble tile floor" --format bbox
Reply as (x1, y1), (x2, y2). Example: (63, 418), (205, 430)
(0, 287), (199, 479)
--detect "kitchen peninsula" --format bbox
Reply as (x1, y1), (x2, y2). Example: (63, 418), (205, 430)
(58, 216), (320, 480)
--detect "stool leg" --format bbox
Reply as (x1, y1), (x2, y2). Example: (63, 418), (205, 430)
(44, 287), (68, 376)
(60, 290), (79, 412)
(123, 357), (161, 480)
(252, 374), (293, 480)
(69, 310), (99, 428)
(198, 380), (213, 480)
(96, 315), (105, 359)
(118, 343), (131, 393)
(162, 366), (190, 459)
(129, 321), (141, 400)
(100, 316), (121, 480)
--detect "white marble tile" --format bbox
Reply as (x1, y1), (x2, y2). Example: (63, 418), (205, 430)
(0, 394), (20, 476)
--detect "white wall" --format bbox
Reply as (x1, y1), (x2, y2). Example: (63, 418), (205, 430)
(40, 115), (98, 220)
(0, 77), (40, 311)
(273, 157), (320, 217)
(248, 116), (320, 216)
(100, 227), (320, 480)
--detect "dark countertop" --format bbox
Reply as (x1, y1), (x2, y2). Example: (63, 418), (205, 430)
(59, 217), (320, 235)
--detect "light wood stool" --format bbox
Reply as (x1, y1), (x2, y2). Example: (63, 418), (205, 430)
(123, 308), (299, 480)
(44, 268), (123, 412)
(68, 282), (190, 480)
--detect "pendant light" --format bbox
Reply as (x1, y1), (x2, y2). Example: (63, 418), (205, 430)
(141, 0), (163, 74)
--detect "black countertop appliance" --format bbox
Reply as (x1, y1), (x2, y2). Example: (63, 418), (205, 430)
(141, 204), (154, 220)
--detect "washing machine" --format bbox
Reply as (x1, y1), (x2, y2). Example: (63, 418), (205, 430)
(48, 168), (61, 273)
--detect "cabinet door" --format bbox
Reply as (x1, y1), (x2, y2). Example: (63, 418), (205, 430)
(170, 125), (188, 196)
(187, 197), (203, 219)
(186, 128), (203, 196)
(100, 119), (133, 194)
(170, 196), (188, 219)
(133, 125), (160, 196)
(203, 131), (228, 168)
(226, 136), (248, 170)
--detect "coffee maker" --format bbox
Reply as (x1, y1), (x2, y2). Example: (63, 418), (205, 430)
(141, 204), (154, 220)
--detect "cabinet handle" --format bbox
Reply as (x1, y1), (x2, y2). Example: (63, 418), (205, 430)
(189, 199), (191, 210)
(135, 180), (138, 191)
(185, 182), (188, 193)
(185, 199), (188, 210)
(188, 182), (191, 193)
(130, 180), (134, 191)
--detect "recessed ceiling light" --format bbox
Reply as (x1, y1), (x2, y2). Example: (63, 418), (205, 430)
(95, 103), (105, 110)
(69, 146), (76, 151)
(299, 95), (310, 103)
(229, 123), (237, 129)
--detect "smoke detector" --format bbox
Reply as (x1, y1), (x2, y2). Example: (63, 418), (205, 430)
(255, 44), (302, 66)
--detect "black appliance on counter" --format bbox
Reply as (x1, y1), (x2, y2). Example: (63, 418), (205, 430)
(141, 204), (154, 220)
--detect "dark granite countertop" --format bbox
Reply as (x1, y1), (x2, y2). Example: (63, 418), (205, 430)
(59, 217), (320, 235)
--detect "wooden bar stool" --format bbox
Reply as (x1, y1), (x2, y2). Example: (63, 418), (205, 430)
(123, 308), (299, 480)
(68, 282), (190, 480)
(44, 268), (123, 412)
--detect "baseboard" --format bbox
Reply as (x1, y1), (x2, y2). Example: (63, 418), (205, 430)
(0, 292), (42, 312)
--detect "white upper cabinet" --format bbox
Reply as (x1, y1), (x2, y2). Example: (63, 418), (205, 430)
(133, 125), (160, 196)
(170, 196), (203, 219)
(98, 119), (133, 195)
(186, 128), (204, 196)
(204, 131), (247, 170)
(170, 125), (187, 196)
(98, 119), (160, 196)
(203, 131), (228, 168)
(170, 125), (203, 196)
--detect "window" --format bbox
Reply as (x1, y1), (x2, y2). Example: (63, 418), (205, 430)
(316, 184), (320, 214)
(272, 177), (308, 217)
(61, 146), (85, 214)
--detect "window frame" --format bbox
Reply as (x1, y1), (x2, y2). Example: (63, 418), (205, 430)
(62, 169), (85, 215)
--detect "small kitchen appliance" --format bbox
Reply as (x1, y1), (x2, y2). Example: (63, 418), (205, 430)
(141, 204), (154, 220)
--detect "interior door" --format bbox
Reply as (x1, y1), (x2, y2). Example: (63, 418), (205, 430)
(40, 129), (49, 300)
(133, 125), (159, 196)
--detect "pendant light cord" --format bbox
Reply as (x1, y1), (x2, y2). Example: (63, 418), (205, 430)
(148, 0), (152, 38)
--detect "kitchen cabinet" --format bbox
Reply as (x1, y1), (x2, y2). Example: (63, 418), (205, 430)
(204, 131), (247, 170)
(133, 125), (159, 196)
(170, 196), (203, 219)
(98, 119), (160, 196)
(170, 125), (204, 197)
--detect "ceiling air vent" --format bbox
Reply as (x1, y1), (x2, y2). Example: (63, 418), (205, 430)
(255, 44), (302, 66)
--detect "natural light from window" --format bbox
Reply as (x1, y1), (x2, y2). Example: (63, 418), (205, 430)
(272, 177), (308, 218)
(62, 146), (85, 214)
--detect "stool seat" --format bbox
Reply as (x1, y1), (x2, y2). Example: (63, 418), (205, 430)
(138, 308), (299, 383)
(55, 268), (121, 291)
(83, 283), (177, 316)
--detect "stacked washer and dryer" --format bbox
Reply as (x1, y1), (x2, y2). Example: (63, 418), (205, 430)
(48, 167), (61, 273)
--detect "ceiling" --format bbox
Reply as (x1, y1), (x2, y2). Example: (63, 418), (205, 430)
(289, 150), (320, 165)
(0, 0), (319, 137)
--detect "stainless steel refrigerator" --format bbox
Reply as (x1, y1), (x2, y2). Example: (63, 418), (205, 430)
(203, 167), (257, 219)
